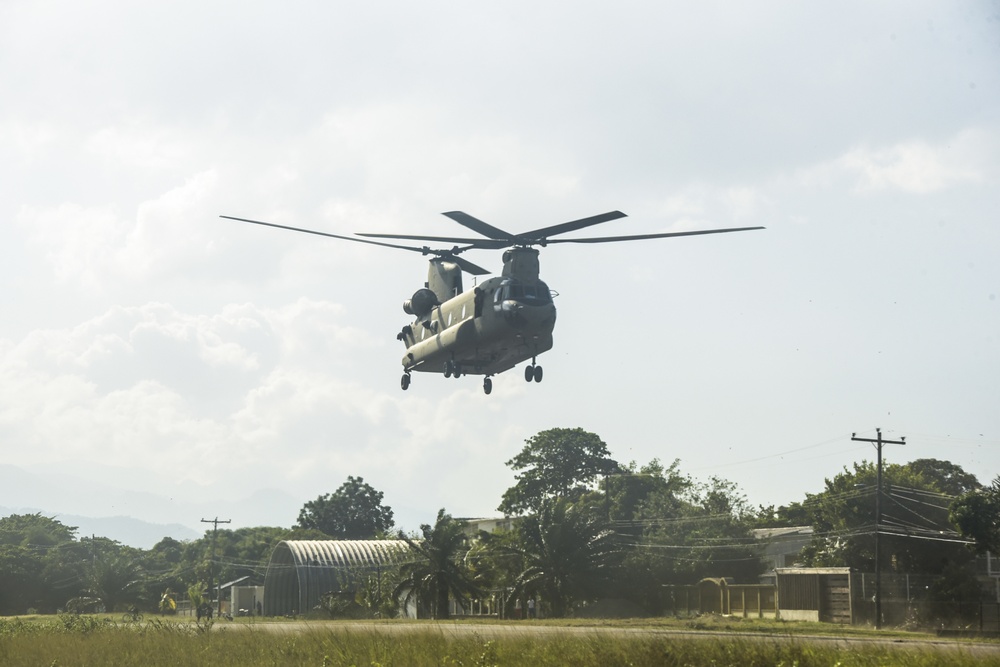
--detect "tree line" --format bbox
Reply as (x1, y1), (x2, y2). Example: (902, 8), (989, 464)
(1, 428), (997, 618)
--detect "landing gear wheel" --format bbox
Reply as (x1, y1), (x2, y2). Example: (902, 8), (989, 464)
(452, 363), (461, 379)
(483, 377), (493, 395)
(443, 361), (453, 378)
(400, 373), (411, 391)
(524, 365), (534, 382)
(533, 365), (543, 383)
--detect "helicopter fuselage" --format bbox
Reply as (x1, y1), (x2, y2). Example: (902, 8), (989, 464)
(399, 274), (556, 377)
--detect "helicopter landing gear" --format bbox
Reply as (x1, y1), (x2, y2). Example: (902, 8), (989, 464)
(524, 360), (543, 383)
(444, 360), (461, 378)
(401, 372), (411, 391)
(483, 377), (493, 395)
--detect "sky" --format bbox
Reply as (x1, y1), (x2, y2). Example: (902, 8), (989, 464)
(1, 1), (998, 541)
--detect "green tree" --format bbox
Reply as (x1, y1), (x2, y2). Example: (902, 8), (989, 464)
(951, 477), (1000, 554)
(498, 498), (620, 617)
(0, 513), (77, 547)
(297, 476), (395, 539)
(599, 459), (691, 535)
(80, 539), (143, 612)
(796, 460), (979, 593)
(624, 472), (763, 610)
(907, 458), (981, 497)
(0, 514), (81, 613)
(394, 509), (479, 619)
(498, 428), (620, 516)
(0, 545), (46, 614)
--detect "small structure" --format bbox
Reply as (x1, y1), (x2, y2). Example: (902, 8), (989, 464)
(667, 578), (778, 619)
(775, 567), (855, 624)
(753, 526), (813, 583)
(263, 540), (410, 617)
(460, 517), (517, 537)
(216, 575), (262, 616)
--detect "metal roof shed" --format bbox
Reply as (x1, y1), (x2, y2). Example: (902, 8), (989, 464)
(263, 540), (411, 616)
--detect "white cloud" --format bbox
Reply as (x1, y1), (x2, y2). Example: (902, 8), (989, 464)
(17, 170), (220, 292)
(19, 202), (126, 289)
(796, 128), (996, 194)
(724, 186), (771, 221)
(86, 120), (194, 170)
(0, 118), (59, 158)
(0, 297), (394, 488)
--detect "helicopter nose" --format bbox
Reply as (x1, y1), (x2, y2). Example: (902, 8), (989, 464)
(503, 301), (555, 332)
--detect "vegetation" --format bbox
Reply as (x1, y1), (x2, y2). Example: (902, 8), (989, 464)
(297, 475), (395, 539)
(0, 429), (997, 631)
(498, 427), (619, 515)
(395, 509), (480, 619)
(0, 617), (996, 667)
(760, 459), (987, 604)
(497, 497), (620, 617)
(952, 477), (1000, 554)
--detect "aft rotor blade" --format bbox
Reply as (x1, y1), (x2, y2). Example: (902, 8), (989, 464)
(449, 255), (492, 275)
(442, 211), (514, 240)
(358, 232), (491, 245)
(518, 210), (628, 241)
(541, 226), (765, 244)
(361, 210), (630, 247)
(221, 215), (432, 254)
(358, 232), (511, 252)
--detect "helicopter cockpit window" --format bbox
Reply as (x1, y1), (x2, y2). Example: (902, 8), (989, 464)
(497, 279), (552, 305)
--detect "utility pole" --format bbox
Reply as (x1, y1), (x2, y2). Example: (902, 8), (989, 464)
(851, 428), (905, 629)
(201, 517), (231, 617)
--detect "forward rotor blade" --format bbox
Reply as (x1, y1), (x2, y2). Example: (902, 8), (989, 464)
(541, 226), (765, 244)
(518, 210), (628, 241)
(221, 215), (431, 254)
(222, 215), (493, 274)
(442, 211), (514, 240)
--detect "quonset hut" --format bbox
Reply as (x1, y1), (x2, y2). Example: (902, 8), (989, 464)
(263, 540), (411, 616)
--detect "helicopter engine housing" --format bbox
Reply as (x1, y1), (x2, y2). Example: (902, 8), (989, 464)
(403, 288), (438, 317)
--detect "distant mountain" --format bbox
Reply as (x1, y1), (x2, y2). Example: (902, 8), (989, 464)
(0, 463), (300, 549)
(61, 514), (201, 548)
(0, 506), (199, 549)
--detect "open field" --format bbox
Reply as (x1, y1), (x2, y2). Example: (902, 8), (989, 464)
(1, 614), (998, 666)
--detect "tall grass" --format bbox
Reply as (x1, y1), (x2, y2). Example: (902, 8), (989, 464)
(0, 616), (995, 666)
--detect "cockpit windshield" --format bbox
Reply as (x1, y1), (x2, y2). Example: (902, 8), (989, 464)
(496, 279), (552, 305)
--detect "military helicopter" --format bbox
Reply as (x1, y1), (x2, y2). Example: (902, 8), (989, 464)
(222, 211), (763, 394)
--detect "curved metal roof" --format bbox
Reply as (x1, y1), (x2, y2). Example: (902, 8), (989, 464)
(263, 540), (411, 616)
(280, 540), (410, 568)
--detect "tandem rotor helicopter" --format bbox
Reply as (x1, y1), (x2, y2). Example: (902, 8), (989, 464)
(222, 211), (763, 395)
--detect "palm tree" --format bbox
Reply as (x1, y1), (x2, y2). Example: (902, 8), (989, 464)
(394, 509), (479, 619)
(82, 549), (143, 613)
(505, 498), (620, 617)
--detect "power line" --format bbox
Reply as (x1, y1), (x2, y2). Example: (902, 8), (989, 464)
(851, 428), (905, 630)
(201, 516), (231, 617)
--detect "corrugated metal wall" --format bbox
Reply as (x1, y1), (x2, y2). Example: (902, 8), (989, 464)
(263, 540), (411, 616)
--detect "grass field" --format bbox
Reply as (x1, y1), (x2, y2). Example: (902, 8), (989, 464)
(0, 614), (997, 666)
